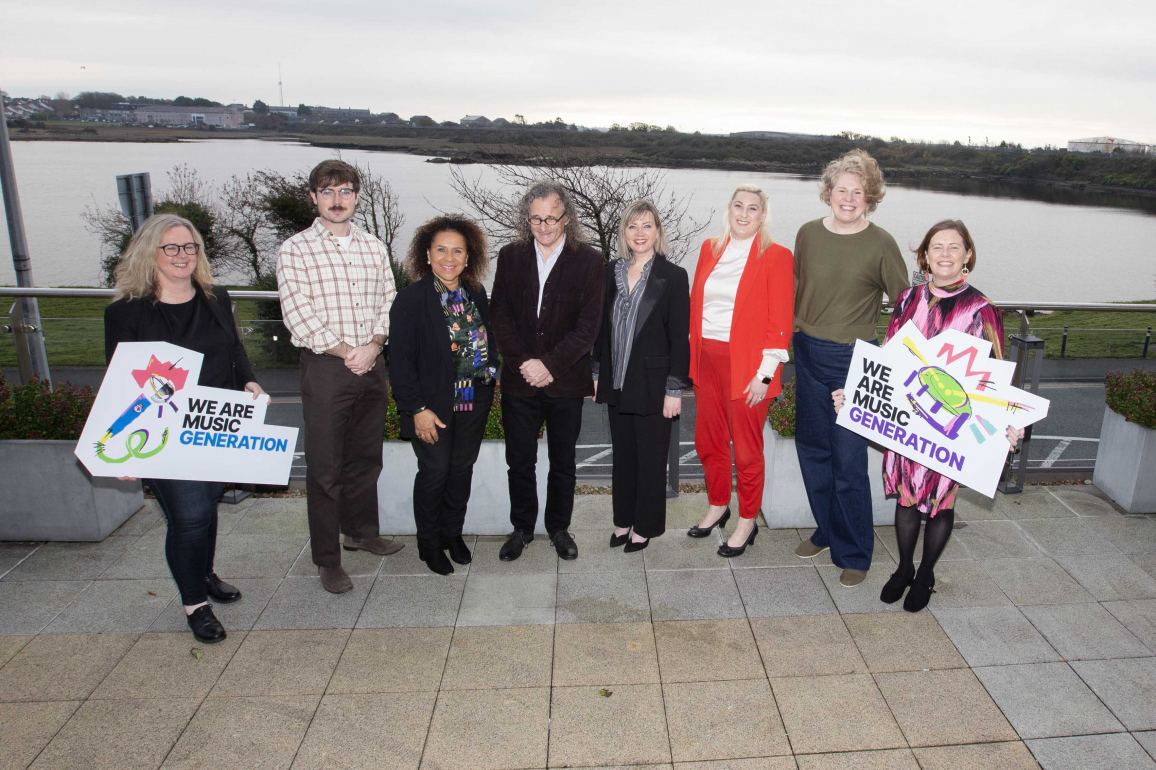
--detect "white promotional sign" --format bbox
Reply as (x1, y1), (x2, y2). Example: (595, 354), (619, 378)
(835, 321), (1050, 498)
(76, 342), (298, 485)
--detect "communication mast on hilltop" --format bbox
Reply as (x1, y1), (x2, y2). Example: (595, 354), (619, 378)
(278, 64), (284, 107)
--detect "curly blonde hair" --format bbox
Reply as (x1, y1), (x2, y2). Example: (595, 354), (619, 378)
(819, 149), (887, 214)
(112, 213), (215, 301)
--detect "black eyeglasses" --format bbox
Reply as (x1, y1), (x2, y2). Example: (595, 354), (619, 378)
(159, 243), (200, 257)
(528, 215), (564, 226)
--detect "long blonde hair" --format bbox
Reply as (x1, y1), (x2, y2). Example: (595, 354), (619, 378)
(712, 184), (774, 258)
(112, 213), (215, 301)
(616, 200), (671, 261)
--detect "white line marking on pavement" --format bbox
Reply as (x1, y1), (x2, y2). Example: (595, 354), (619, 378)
(1040, 439), (1073, 468)
(1032, 436), (1099, 442)
(679, 450), (700, 464)
(577, 448), (613, 468)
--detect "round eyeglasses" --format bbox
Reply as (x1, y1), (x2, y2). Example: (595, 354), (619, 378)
(159, 243), (200, 257)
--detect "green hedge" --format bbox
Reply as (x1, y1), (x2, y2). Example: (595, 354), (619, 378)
(384, 384), (506, 440)
(0, 376), (95, 440)
(767, 381), (797, 437)
(1105, 369), (1156, 430)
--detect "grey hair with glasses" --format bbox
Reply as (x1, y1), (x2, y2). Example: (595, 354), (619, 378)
(513, 179), (584, 245)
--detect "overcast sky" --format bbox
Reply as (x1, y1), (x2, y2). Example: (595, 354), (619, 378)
(4, 0), (1154, 148)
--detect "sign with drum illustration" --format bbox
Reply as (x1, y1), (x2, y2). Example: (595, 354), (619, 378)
(835, 321), (1050, 497)
(75, 341), (298, 484)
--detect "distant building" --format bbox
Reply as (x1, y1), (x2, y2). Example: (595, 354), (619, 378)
(131, 105), (244, 128)
(460, 115), (491, 128)
(3, 96), (54, 119)
(1068, 136), (1150, 155)
(377, 112), (407, 125)
(314, 106), (372, 121)
(268, 105), (298, 118)
(491, 117), (511, 128)
(410, 115), (436, 127)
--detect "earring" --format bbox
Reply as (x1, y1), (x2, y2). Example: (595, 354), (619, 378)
(961, 267), (970, 279)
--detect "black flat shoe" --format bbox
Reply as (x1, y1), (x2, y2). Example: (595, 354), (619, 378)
(186, 605), (226, 644)
(499, 530), (533, 561)
(420, 547), (454, 576)
(623, 538), (649, 553)
(717, 521), (758, 558)
(879, 569), (914, 604)
(688, 507), (731, 538)
(551, 530), (578, 560)
(610, 531), (630, 548)
(903, 576), (936, 612)
(444, 535), (472, 565)
(205, 572), (241, 604)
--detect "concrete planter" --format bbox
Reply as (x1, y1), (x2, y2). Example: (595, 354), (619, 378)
(761, 423), (893, 528)
(378, 439), (550, 535)
(1093, 406), (1156, 513)
(0, 440), (144, 541)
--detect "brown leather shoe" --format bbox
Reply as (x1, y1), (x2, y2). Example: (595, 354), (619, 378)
(319, 565), (353, 594)
(343, 535), (405, 556)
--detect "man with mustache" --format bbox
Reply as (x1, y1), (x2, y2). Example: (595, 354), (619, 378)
(277, 159), (402, 594)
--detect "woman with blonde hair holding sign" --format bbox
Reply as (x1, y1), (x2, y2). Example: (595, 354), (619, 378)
(688, 185), (794, 558)
(834, 219), (1021, 611)
(105, 213), (265, 643)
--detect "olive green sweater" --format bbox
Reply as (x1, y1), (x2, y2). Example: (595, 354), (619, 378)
(793, 219), (910, 344)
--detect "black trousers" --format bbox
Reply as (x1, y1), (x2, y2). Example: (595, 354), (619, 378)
(608, 401), (672, 539)
(503, 392), (584, 534)
(300, 350), (387, 567)
(145, 479), (225, 606)
(410, 384), (494, 550)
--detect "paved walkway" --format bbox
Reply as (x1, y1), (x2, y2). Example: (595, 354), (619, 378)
(1, 488), (1156, 769)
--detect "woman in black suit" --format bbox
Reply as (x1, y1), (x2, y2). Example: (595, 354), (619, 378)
(593, 200), (691, 552)
(389, 215), (497, 575)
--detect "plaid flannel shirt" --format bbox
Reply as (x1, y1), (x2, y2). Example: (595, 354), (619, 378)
(276, 219), (397, 354)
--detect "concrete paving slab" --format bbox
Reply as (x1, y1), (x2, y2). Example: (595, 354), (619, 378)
(663, 678), (790, 762)
(845, 611), (966, 673)
(162, 694), (318, 770)
(232, 497), (310, 534)
(327, 627), (451, 694)
(558, 529), (646, 573)
(289, 539), (385, 577)
(771, 673), (906, 754)
(1025, 733), (1156, 770)
(1071, 658), (1156, 731)
(1, 539), (132, 582)
(875, 668), (1018, 747)
(290, 692), (435, 770)
(356, 574), (465, 628)
(1017, 518), (1119, 557)
(750, 614), (867, 678)
(653, 618), (763, 683)
(253, 575), (371, 630)
(421, 687), (549, 770)
(680, 759), (793, 770)
(91, 631), (244, 700)
(646, 569), (745, 622)
(98, 534), (171, 580)
(954, 521), (1042, 560)
(928, 559), (1015, 608)
(995, 486), (1077, 520)
(1050, 485), (1127, 517)
(148, 577), (282, 633)
(470, 536), (558, 575)
(794, 750), (919, 770)
(551, 622), (660, 686)
(642, 531), (729, 571)
(980, 557), (1096, 605)
(932, 605), (1060, 667)
(1137, 731), (1156, 762)
(911, 741), (1042, 770)
(440, 624), (553, 690)
(726, 527), (809, 569)
(43, 578), (176, 634)
(1020, 602), (1151, 660)
(30, 697), (199, 770)
(0, 701), (81, 770)
(733, 565), (837, 617)
(107, 503), (160, 537)
(211, 628), (349, 697)
(1054, 553), (1156, 600)
(0, 543), (41, 578)
(549, 684), (670, 768)
(456, 573), (556, 626)
(556, 570), (650, 624)
(816, 565), (905, 615)
(211, 533), (308, 578)
(0, 580), (89, 635)
(376, 536), (455, 577)
(0, 632), (137, 702)
(972, 662), (1124, 739)
(955, 488), (1004, 522)
(1084, 515), (1156, 555)
(0, 634), (30, 665)
(1103, 599), (1156, 651)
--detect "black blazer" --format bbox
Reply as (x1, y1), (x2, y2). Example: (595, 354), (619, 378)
(103, 283), (256, 390)
(388, 275), (499, 440)
(488, 239), (605, 399)
(593, 255), (691, 416)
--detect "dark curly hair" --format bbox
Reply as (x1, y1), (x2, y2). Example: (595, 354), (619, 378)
(405, 215), (490, 288)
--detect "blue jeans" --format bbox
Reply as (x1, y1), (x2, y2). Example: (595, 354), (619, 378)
(145, 479), (225, 606)
(793, 331), (875, 570)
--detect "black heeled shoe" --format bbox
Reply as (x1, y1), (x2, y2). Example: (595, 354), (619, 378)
(879, 569), (914, 604)
(903, 575), (936, 612)
(610, 531), (630, 548)
(717, 521), (757, 558)
(419, 547), (454, 576)
(623, 537), (649, 553)
(444, 535), (472, 565)
(688, 507), (731, 538)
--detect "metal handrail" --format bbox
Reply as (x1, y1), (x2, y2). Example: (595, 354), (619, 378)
(1, 287), (1154, 313)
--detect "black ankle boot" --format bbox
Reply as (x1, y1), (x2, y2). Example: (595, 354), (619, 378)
(880, 568), (914, 604)
(443, 535), (472, 565)
(420, 546), (454, 575)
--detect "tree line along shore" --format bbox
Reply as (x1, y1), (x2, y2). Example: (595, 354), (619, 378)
(9, 120), (1156, 197)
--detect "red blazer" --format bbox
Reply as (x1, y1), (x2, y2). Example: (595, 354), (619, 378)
(689, 237), (794, 400)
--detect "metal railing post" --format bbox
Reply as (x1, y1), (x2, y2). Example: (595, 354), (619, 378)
(1060, 326), (1068, 358)
(999, 334), (1045, 495)
(1144, 327), (1151, 359)
(666, 416), (680, 498)
(5, 300), (35, 384)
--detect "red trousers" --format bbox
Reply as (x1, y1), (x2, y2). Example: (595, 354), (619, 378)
(694, 339), (770, 519)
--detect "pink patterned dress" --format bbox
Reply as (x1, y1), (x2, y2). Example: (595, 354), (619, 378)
(882, 280), (1005, 517)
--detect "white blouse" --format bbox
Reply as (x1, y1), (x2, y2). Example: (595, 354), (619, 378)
(701, 236), (788, 381)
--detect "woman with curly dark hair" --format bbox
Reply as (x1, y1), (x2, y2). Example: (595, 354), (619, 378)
(388, 215), (497, 574)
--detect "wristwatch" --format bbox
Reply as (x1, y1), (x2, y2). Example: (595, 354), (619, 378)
(760, 375), (772, 385)
(411, 406), (428, 416)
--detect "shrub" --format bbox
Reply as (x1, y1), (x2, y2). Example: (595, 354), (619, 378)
(0, 376), (95, 440)
(1105, 369), (1156, 430)
(385, 384), (506, 440)
(767, 381), (796, 437)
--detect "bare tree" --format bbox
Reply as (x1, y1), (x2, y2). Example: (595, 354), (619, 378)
(447, 135), (710, 264)
(348, 159), (406, 261)
(217, 173), (278, 283)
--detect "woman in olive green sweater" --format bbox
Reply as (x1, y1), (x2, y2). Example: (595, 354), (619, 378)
(792, 149), (910, 587)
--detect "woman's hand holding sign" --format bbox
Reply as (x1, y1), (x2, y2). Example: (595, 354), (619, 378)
(832, 388), (845, 414)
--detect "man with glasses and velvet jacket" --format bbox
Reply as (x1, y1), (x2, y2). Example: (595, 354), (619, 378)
(276, 159), (402, 594)
(489, 180), (605, 562)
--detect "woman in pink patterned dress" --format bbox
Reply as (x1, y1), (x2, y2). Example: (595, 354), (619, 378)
(835, 219), (1022, 611)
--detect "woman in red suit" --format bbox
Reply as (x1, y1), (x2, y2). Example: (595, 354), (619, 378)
(688, 184), (794, 557)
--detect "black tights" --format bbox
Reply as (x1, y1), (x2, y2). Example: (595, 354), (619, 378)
(894, 503), (954, 582)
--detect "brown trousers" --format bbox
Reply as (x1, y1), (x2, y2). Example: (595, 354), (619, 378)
(300, 350), (387, 567)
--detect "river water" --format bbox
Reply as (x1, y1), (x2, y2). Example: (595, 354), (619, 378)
(2, 138), (1154, 302)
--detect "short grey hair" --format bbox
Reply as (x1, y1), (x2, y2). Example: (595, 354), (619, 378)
(513, 179), (584, 245)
